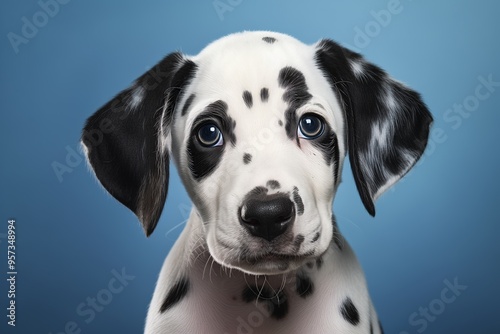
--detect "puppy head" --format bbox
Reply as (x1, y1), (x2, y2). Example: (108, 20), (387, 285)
(82, 32), (432, 275)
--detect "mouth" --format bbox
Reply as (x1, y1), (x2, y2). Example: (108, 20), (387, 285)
(234, 251), (315, 275)
(246, 251), (314, 263)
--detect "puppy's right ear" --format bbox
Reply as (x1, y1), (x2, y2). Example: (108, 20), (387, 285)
(81, 52), (197, 236)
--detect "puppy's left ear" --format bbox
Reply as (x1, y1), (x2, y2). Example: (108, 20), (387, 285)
(81, 53), (197, 236)
(315, 39), (433, 216)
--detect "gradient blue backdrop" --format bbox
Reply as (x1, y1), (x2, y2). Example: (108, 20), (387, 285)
(1, 1), (499, 333)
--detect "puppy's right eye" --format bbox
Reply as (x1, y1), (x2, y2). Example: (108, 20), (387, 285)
(298, 113), (325, 139)
(197, 123), (224, 147)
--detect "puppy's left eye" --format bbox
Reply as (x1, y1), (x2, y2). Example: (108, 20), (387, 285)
(298, 114), (324, 139)
(197, 123), (224, 147)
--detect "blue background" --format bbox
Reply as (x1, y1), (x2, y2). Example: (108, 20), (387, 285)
(1, 1), (499, 333)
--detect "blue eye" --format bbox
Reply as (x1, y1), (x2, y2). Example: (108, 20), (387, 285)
(197, 123), (223, 147)
(298, 114), (324, 139)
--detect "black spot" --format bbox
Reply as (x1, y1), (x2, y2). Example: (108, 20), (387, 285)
(160, 277), (189, 313)
(187, 100), (236, 180)
(278, 67), (312, 140)
(242, 286), (258, 303)
(166, 60), (198, 126)
(293, 234), (305, 252)
(311, 232), (320, 243)
(370, 320), (373, 334)
(341, 297), (360, 326)
(243, 90), (253, 108)
(262, 36), (277, 44)
(266, 180), (280, 189)
(260, 88), (269, 102)
(278, 120), (283, 126)
(242, 285), (289, 320)
(278, 67), (312, 103)
(292, 186), (304, 215)
(315, 256), (323, 269)
(270, 300), (288, 319)
(181, 93), (196, 116)
(243, 153), (252, 164)
(306, 261), (314, 269)
(296, 274), (314, 298)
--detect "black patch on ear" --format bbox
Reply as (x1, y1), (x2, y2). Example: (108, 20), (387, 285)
(260, 87), (269, 102)
(296, 273), (314, 298)
(187, 100), (236, 180)
(315, 39), (432, 216)
(181, 93), (196, 116)
(340, 297), (360, 326)
(262, 36), (277, 44)
(266, 180), (280, 189)
(160, 277), (190, 313)
(278, 67), (312, 140)
(243, 90), (253, 108)
(292, 186), (304, 215)
(82, 52), (193, 237)
(243, 153), (252, 164)
(242, 285), (288, 320)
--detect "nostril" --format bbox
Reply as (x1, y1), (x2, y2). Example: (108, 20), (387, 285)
(242, 217), (259, 226)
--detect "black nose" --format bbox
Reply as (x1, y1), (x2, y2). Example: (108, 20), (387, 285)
(239, 194), (295, 242)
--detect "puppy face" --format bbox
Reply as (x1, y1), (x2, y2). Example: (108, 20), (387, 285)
(82, 31), (432, 275)
(166, 34), (346, 274)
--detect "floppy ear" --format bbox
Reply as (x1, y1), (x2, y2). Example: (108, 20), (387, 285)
(81, 52), (197, 236)
(315, 39), (433, 216)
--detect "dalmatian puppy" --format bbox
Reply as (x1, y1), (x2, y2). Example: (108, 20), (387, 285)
(82, 31), (432, 333)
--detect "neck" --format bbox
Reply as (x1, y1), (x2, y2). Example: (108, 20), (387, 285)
(181, 220), (333, 321)
(149, 213), (363, 334)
